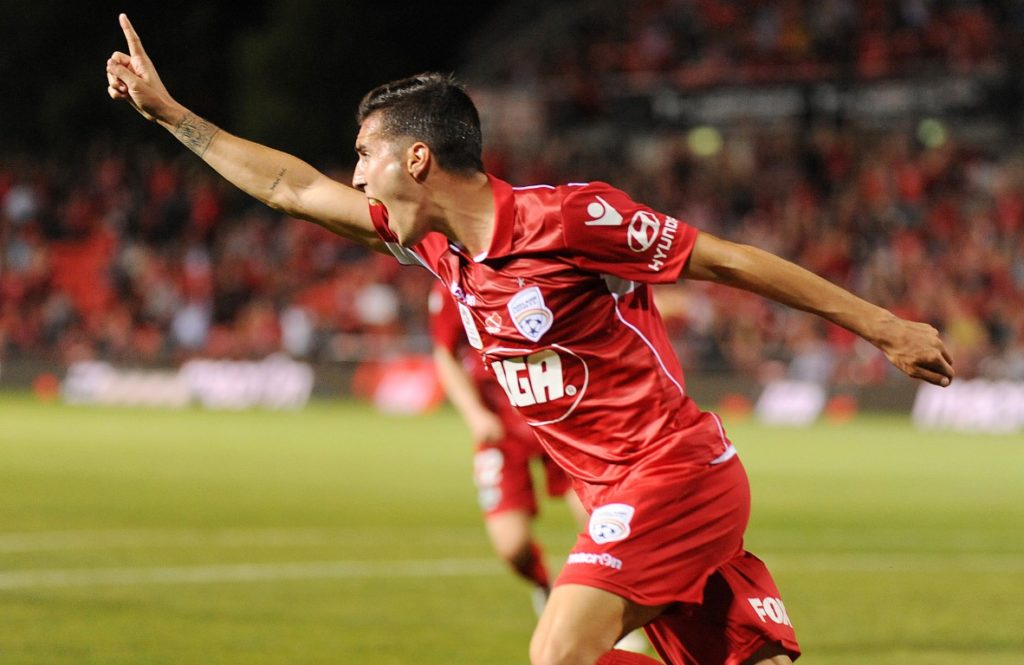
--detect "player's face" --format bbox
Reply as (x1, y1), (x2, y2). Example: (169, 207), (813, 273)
(352, 112), (430, 246)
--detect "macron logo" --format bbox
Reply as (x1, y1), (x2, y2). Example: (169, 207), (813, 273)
(566, 552), (623, 570)
(584, 196), (624, 226)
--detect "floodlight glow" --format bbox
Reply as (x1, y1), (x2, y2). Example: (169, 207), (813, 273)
(917, 118), (948, 149)
(687, 126), (723, 157)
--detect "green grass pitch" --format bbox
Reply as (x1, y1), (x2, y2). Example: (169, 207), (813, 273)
(0, 393), (1021, 664)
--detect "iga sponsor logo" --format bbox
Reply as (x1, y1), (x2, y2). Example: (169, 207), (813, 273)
(507, 286), (553, 342)
(588, 503), (635, 544)
(566, 552), (623, 570)
(487, 345), (590, 425)
(748, 597), (793, 627)
(491, 349), (565, 407)
(628, 211), (660, 252)
(647, 217), (680, 272)
(583, 196), (624, 226)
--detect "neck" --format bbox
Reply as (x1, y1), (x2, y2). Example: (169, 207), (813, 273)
(429, 171), (494, 257)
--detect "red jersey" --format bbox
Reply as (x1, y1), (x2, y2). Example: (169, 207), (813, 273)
(430, 280), (573, 516)
(370, 176), (734, 491)
(429, 279), (537, 443)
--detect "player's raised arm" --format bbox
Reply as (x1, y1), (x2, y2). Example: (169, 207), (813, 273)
(105, 14), (380, 249)
(682, 231), (955, 387)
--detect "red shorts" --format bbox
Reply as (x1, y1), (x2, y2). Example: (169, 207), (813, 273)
(472, 403), (572, 517)
(555, 456), (800, 663)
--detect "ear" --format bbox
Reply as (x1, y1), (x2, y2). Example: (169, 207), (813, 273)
(406, 142), (431, 181)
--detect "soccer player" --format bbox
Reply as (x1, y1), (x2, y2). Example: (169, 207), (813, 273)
(432, 281), (650, 654)
(430, 281), (589, 614)
(432, 274), (647, 647)
(107, 14), (954, 665)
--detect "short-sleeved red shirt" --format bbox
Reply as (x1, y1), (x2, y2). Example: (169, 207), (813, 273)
(371, 176), (734, 501)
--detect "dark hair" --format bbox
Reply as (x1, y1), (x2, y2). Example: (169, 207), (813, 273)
(357, 72), (484, 174)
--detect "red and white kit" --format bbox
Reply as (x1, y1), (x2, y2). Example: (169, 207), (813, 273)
(429, 281), (572, 516)
(371, 176), (800, 663)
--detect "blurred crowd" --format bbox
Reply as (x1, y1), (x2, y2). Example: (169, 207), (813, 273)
(2, 120), (1022, 386)
(0, 148), (428, 368)
(489, 121), (1024, 385)
(491, 0), (1017, 91)
(3, 0), (1024, 388)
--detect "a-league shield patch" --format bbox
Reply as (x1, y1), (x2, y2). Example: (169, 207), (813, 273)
(507, 286), (553, 342)
(589, 503), (635, 544)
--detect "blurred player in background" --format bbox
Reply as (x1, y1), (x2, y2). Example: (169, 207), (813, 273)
(431, 283), (650, 653)
(431, 281), (587, 609)
(108, 14), (953, 665)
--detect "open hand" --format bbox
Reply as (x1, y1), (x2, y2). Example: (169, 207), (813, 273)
(106, 14), (179, 123)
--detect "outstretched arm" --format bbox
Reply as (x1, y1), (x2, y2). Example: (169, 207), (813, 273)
(105, 14), (381, 249)
(682, 231), (955, 386)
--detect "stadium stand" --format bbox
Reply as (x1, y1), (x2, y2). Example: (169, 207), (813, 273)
(2, 0), (1023, 390)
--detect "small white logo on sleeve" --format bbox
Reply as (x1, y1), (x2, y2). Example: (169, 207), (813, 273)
(507, 286), (553, 342)
(627, 211), (661, 252)
(588, 503), (636, 544)
(584, 196), (624, 226)
(748, 597), (793, 627)
(647, 217), (680, 272)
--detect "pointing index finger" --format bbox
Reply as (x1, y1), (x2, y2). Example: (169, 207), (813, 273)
(119, 13), (146, 59)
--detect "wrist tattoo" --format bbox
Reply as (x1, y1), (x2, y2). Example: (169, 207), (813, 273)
(175, 112), (221, 157)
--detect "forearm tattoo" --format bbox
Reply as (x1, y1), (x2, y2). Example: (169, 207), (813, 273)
(174, 112), (221, 157)
(270, 168), (287, 192)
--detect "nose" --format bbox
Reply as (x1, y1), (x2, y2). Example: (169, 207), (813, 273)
(352, 162), (365, 191)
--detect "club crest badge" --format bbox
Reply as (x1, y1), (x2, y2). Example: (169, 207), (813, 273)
(507, 286), (553, 342)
